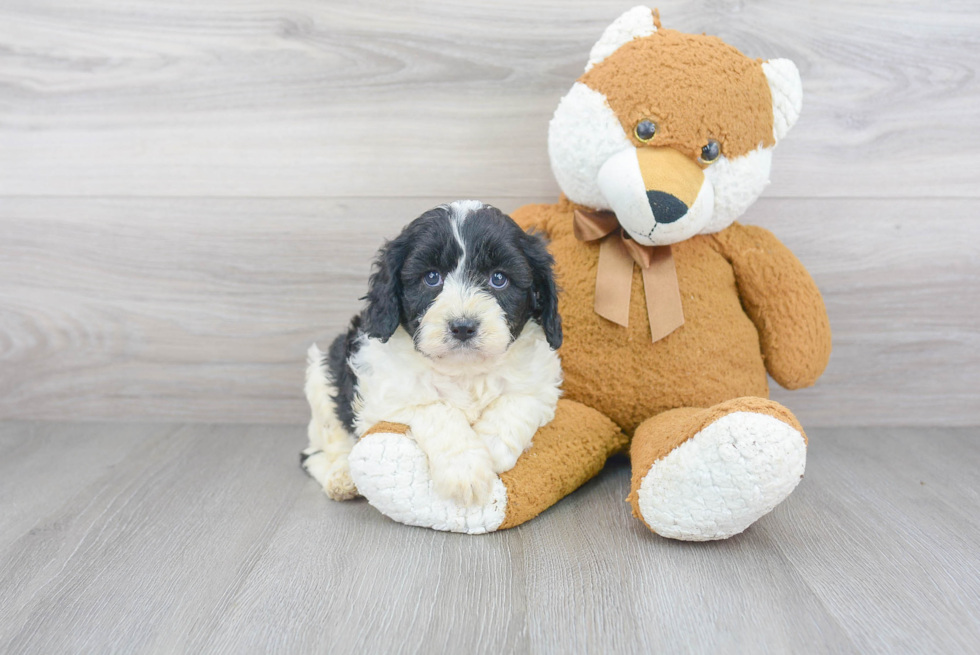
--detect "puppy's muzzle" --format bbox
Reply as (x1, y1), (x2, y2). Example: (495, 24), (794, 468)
(449, 318), (479, 342)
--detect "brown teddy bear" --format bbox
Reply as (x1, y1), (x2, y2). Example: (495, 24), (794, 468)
(345, 6), (831, 540)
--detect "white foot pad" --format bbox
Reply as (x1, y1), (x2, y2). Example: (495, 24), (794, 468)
(348, 432), (508, 535)
(637, 411), (807, 541)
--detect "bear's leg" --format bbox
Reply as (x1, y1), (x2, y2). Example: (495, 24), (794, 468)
(627, 397), (807, 541)
(348, 399), (627, 534)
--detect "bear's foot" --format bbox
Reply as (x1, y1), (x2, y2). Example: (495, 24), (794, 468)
(628, 397), (807, 541)
(348, 424), (507, 534)
(348, 400), (627, 534)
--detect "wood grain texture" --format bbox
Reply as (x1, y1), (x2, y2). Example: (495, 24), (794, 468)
(1, 0), (978, 199)
(2, 1), (979, 425)
(2, 196), (978, 426)
(0, 421), (978, 654)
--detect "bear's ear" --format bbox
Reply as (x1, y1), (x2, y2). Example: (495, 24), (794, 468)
(762, 58), (803, 142)
(584, 6), (659, 73)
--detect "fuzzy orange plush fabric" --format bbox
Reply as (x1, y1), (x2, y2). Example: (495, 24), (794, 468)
(513, 198), (830, 435)
(498, 399), (627, 529)
(581, 28), (776, 161)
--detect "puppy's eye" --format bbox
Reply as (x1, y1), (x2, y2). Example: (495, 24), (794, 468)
(423, 271), (443, 287)
(489, 272), (508, 289)
(634, 119), (657, 142)
(699, 139), (722, 165)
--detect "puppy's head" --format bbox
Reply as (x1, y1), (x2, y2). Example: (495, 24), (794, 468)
(363, 201), (561, 360)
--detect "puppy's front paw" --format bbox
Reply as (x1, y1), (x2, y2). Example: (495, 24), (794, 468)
(429, 447), (496, 506)
(480, 433), (523, 474)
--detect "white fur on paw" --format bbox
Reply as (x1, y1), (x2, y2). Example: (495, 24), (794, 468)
(483, 434), (523, 474)
(348, 432), (507, 534)
(303, 451), (359, 501)
(430, 447), (496, 506)
(637, 412), (807, 541)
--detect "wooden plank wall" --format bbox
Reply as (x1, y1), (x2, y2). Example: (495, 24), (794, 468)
(1, 0), (978, 425)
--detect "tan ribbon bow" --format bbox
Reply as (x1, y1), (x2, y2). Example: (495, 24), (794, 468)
(573, 208), (684, 342)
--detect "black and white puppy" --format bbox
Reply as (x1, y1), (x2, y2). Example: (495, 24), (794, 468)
(303, 201), (563, 505)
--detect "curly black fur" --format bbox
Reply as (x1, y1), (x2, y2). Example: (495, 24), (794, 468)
(326, 315), (364, 434)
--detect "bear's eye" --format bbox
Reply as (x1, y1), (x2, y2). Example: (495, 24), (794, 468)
(634, 119), (657, 142)
(699, 139), (722, 165)
(423, 270), (443, 287)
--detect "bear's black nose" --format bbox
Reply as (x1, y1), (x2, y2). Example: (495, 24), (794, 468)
(449, 318), (479, 342)
(647, 190), (688, 224)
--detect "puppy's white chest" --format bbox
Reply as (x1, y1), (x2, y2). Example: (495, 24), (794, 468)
(429, 373), (502, 423)
(349, 324), (560, 436)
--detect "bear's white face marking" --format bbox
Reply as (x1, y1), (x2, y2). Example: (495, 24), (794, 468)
(701, 146), (774, 234)
(548, 7), (802, 246)
(548, 82), (632, 213)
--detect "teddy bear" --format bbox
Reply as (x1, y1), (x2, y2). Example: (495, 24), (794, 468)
(345, 6), (831, 540)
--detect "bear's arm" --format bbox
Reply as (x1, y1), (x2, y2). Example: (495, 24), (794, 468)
(711, 222), (832, 390)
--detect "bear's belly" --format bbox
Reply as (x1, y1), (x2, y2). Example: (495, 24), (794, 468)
(553, 232), (769, 435)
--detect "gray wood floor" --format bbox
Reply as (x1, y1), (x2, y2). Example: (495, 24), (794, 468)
(1, 422), (978, 654)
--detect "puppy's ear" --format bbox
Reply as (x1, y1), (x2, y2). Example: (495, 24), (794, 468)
(362, 235), (408, 342)
(522, 230), (562, 350)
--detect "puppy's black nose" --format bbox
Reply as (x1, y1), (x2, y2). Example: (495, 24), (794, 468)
(647, 190), (688, 224)
(449, 318), (479, 342)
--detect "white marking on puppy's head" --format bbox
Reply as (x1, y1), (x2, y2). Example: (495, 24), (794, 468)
(362, 201), (562, 360)
(447, 199), (483, 277)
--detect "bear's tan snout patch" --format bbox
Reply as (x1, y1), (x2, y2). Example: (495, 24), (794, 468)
(636, 147), (704, 221)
